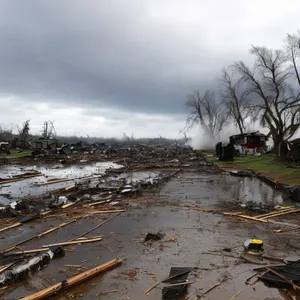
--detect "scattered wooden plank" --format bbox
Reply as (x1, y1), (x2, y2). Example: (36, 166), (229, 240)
(0, 222), (22, 233)
(0, 174), (42, 185)
(75, 211), (122, 239)
(8, 248), (49, 254)
(261, 209), (300, 220)
(228, 286), (248, 300)
(192, 207), (222, 213)
(145, 268), (193, 295)
(263, 267), (300, 290)
(89, 209), (126, 215)
(0, 263), (15, 273)
(0, 219), (77, 254)
(256, 207), (295, 219)
(42, 237), (102, 247)
(20, 258), (122, 300)
(164, 281), (195, 287)
(37, 178), (74, 186)
(223, 213), (268, 223)
(96, 289), (117, 296)
(274, 225), (300, 233)
(88, 200), (106, 206)
(201, 282), (222, 295)
(37, 220), (76, 238)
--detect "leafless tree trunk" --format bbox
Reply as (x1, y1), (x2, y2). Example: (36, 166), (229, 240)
(41, 121), (56, 139)
(221, 67), (252, 134)
(17, 120), (30, 142)
(185, 90), (226, 140)
(234, 45), (300, 157)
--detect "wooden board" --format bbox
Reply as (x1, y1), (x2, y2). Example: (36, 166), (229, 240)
(42, 237), (102, 247)
(20, 258), (122, 300)
(223, 213), (268, 223)
(261, 209), (300, 220)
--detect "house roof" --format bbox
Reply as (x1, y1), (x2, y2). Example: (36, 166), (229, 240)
(229, 132), (267, 139)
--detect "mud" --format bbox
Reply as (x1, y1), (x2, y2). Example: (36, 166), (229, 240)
(0, 163), (298, 300)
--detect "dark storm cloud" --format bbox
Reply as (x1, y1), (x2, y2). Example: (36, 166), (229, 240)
(0, 0), (299, 118)
(0, 0), (215, 114)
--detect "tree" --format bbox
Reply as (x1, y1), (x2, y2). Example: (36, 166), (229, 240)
(234, 45), (300, 156)
(17, 120), (30, 142)
(41, 121), (56, 139)
(221, 67), (252, 134)
(185, 90), (226, 140)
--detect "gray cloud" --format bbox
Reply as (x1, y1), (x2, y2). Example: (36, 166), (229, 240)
(0, 0), (300, 136)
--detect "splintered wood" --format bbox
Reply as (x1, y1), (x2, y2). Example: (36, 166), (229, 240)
(20, 258), (122, 300)
(224, 207), (300, 226)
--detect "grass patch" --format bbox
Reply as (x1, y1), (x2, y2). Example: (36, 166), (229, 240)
(204, 151), (300, 186)
(0, 150), (32, 158)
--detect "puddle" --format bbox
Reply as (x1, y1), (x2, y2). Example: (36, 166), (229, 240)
(0, 162), (122, 205)
(223, 174), (291, 206)
(160, 171), (291, 207)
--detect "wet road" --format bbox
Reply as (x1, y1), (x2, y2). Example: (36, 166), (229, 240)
(0, 168), (297, 300)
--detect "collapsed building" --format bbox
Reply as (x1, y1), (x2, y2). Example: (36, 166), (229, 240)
(229, 132), (268, 155)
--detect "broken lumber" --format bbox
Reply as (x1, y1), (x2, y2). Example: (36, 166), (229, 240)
(264, 267), (300, 290)
(0, 174), (42, 185)
(89, 209), (126, 215)
(261, 208), (300, 220)
(88, 200), (106, 206)
(37, 220), (76, 238)
(164, 281), (195, 287)
(223, 213), (268, 223)
(256, 207), (295, 218)
(20, 258), (122, 300)
(42, 237), (102, 247)
(37, 178), (74, 186)
(0, 222), (22, 233)
(0, 220), (77, 254)
(274, 225), (300, 233)
(0, 263), (14, 273)
(145, 268), (193, 294)
(75, 211), (122, 239)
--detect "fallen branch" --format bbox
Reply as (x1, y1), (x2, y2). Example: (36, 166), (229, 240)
(20, 258), (122, 300)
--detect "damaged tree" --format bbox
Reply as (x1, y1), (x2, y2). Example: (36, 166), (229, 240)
(221, 67), (252, 134)
(185, 90), (226, 140)
(234, 44), (300, 156)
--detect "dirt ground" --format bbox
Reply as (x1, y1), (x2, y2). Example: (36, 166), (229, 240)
(0, 164), (299, 300)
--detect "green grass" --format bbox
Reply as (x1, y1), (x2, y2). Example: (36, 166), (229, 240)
(203, 151), (300, 186)
(0, 150), (32, 158)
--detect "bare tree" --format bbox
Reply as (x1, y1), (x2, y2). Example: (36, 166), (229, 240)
(234, 45), (300, 156)
(185, 90), (226, 139)
(221, 67), (252, 134)
(17, 120), (30, 142)
(41, 121), (56, 139)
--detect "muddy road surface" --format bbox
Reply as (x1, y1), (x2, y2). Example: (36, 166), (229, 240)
(0, 164), (297, 300)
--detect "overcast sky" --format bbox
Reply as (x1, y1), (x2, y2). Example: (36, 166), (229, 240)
(0, 0), (299, 138)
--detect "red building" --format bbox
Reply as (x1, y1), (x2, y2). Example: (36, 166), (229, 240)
(229, 132), (268, 154)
